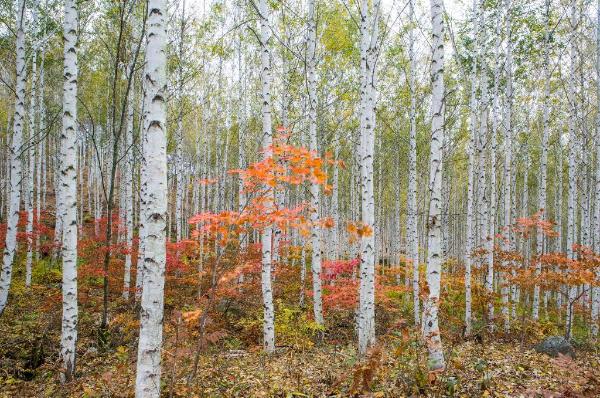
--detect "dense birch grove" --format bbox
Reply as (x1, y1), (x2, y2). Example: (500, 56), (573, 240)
(1, 0), (600, 395)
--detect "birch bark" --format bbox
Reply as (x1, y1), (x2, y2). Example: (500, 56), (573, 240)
(566, 0), (577, 340)
(0, 0), (26, 316)
(307, 0), (323, 326)
(60, 0), (79, 381)
(135, 0), (168, 395)
(534, 0), (551, 321)
(257, 0), (275, 353)
(465, 0), (479, 336)
(592, 0), (600, 338)
(407, 0), (420, 327)
(501, 0), (514, 332)
(357, 0), (380, 357)
(423, 0), (446, 371)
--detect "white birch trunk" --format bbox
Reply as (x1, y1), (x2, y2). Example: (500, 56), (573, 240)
(465, 0), (479, 336)
(175, 0), (185, 242)
(407, 0), (420, 327)
(592, 0), (600, 339)
(487, 39), (500, 326)
(257, 0), (275, 354)
(565, 0), (577, 340)
(123, 53), (135, 300)
(307, 0), (323, 326)
(136, 84), (146, 301)
(59, 0), (79, 381)
(25, 4), (38, 287)
(423, 0), (446, 371)
(534, 0), (552, 321)
(501, 0), (514, 333)
(0, 0), (26, 316)
(135, 0), (168, 395)
(357, 0), (380, 357)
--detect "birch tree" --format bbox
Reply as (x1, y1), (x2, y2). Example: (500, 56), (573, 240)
(593, 0), (600, 339)
(565, 0), (578, 340)
(357, 0), (381, 357)
(533, 0), (551, 321)
(407, 0), (420, 327)
(307, 0), (323, 326)
(0, 0), (26, 316)
(464, 0), (479, 337)
(122, 17), (137, 300)
(501, 0), (514, 332)
(257, 0), (276, 354)
(59, 0), (79, 381)
(422, 0), (446, 371)
(25, 2), (39, 288)
(135, 0), (168, 394)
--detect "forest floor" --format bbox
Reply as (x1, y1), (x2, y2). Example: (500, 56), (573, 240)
(1, 265), (600, 397)
(1, 325), (599, 397)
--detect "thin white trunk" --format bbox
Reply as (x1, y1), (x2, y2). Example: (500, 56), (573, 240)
(257, 0), (275, 354)
(407, 0), (420, 327)
(423, 0), (446, 371)
(175, 0), (185, 242)
(331, 143), (339, 260)
(307, 0), (323, 326)
(592, 0), (600, 339)
(465, 0), (479, 336)
(0, 0), (26, 316)
(487, 39), (499, 326)
(135, 0), (168, 395)
(357, 0), (380, 357)
(123, 48), (135, 300)
(534, 0), (552, 321)
(59, 0), (79, 381)
(501, 0), (513, 333)
(136, 83), (146, 301)
(565, 0), (577, 341)
(26, 2), (38, 286)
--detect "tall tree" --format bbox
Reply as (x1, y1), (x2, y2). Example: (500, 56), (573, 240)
(257, 0), (276, 354)
(533, 0), (552, 321)
(357, 0), (381, 357)
(407, 0), (420, 327)
(25, 1), (39, 288)
(135, 0), (168, 395)
(501, 0), (514, 333)
(0, 0), (26, 316)
(593, 0), (600, 339)
(59, 0), (79, 381)
(565, 0), (578, 340)
(307, 0), (323, 326)
(464, 0), (479, 337)
(423, 0), (446, 371)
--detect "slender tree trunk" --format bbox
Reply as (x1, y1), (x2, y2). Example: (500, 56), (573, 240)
(501, 0), (514, 333)
(25, 4), (38, 287)
(135, 1), (168, 395)
(465, 0), (479, 337)
(257, 0), (275, 354)
(534, 0), (551, 321)
(59, 0), (79, 381)
(175, 0), (186, 242)
(592, 0), (600, 339)
(565, 0), (577, 341)
(357, 0), (380, 357)
(0, 0), (26, 316)
(487, 40), (499, 327)
(123, 39), (136, 300)
(423, 0), (446, 371)
(407, 0), (420, 327)
(306, 0), (323, 326)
